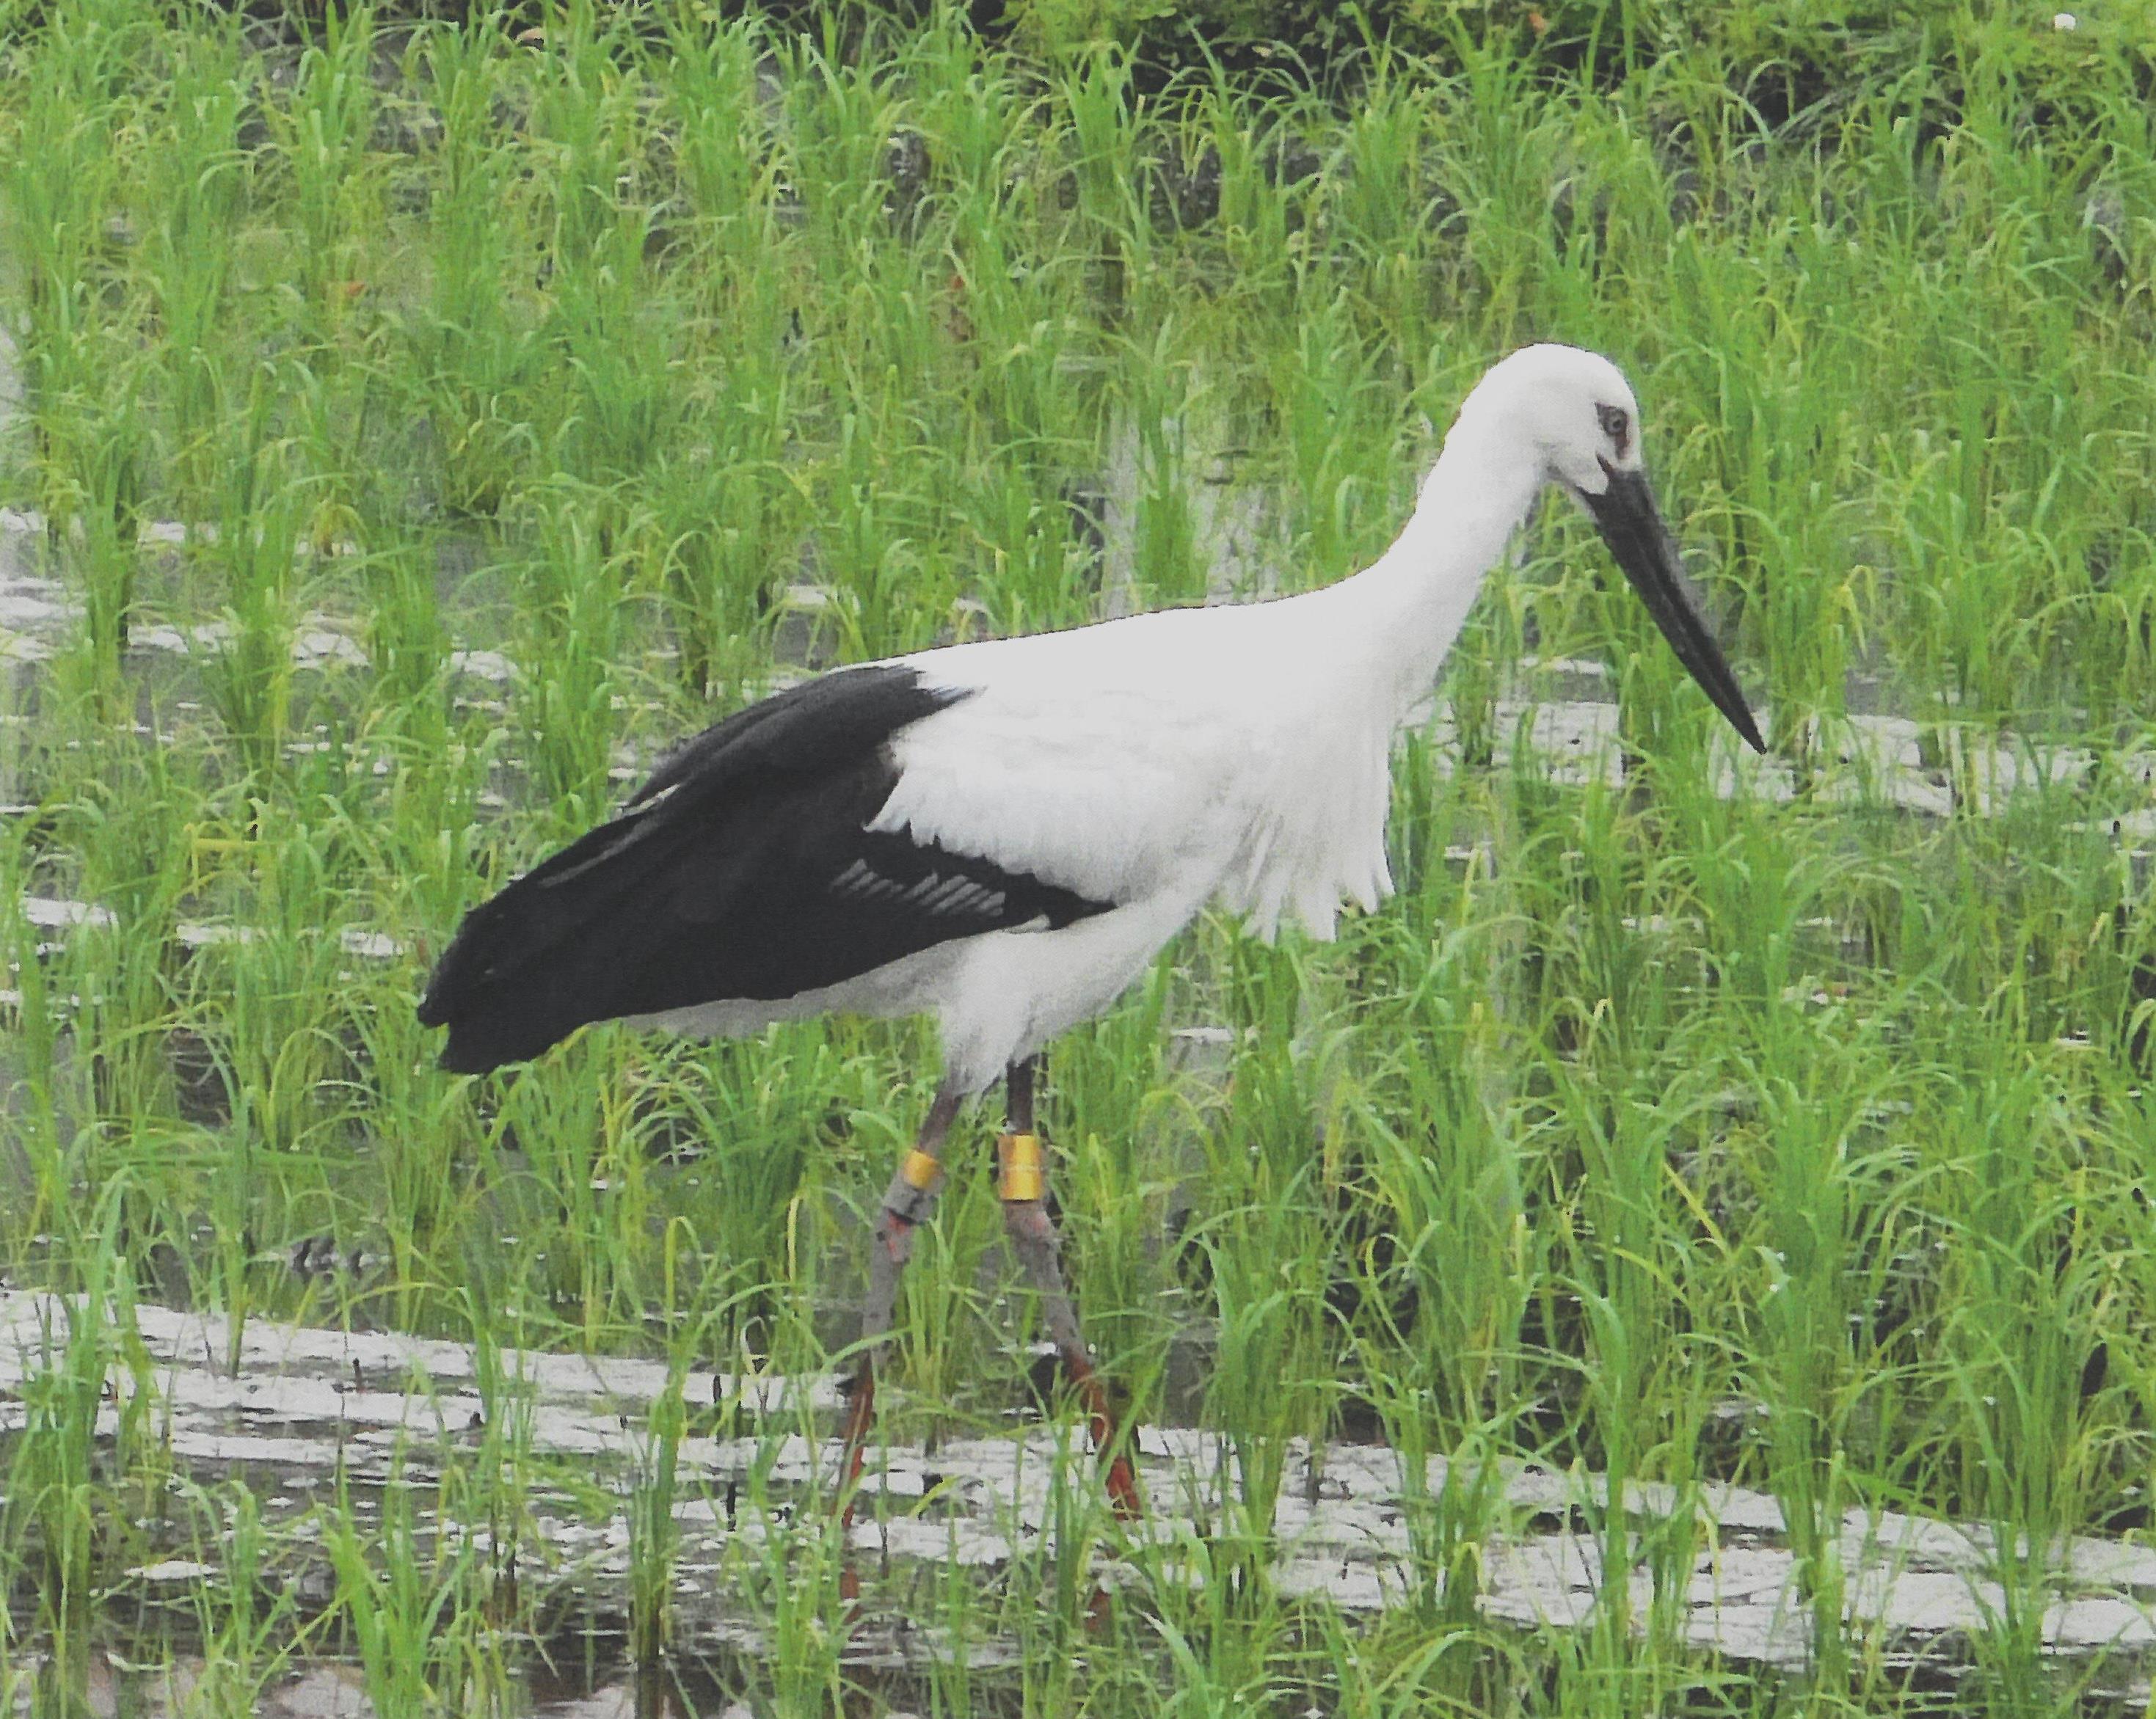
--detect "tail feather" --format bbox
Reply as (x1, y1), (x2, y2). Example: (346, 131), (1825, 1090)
(418, 809), (688, 1072)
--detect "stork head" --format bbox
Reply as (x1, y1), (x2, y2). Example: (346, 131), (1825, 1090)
(1455, 343), (1766, 754)
(1454, 343), (1646, 496)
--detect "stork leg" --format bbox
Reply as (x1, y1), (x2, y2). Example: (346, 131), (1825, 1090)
(837, 1082), (962, 1545)
(999, 1057), (1143, 1518)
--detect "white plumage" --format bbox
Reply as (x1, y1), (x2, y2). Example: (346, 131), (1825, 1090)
(867, 603), (1409, 1086)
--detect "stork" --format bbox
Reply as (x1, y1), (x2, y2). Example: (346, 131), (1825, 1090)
(418, 343), (1766, 1519)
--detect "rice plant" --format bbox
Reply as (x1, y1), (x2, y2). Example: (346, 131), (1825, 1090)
(1, 2), (2154, 1712)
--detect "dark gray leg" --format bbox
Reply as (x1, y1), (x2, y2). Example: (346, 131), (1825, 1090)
(997, 1056), (1142, 1517)
(837, 1082), (962, 1528)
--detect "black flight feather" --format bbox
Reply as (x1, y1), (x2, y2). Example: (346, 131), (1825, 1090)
(418, 663), (1115, 1074)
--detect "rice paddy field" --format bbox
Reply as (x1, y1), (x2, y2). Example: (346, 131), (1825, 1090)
(4, 1), (2156, 1712)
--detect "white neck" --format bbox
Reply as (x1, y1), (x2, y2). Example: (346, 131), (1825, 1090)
(1311, 425), (1544, 719)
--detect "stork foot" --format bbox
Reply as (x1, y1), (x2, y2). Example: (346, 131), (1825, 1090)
(1059, 1344), (1143, 1519)
(834, 1357), (875, 1607)
(835, 1357), (877, 1519)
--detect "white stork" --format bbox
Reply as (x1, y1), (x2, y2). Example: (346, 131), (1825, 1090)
(419, 343), (1766, 1517)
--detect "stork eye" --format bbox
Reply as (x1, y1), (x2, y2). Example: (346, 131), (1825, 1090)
(1596, 404), (1631, 453)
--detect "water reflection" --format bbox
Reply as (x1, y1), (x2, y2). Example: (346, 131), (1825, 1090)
(26, 1643), (776, 1719)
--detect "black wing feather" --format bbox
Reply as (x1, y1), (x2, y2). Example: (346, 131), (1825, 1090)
(418, 664), (1114, 1074)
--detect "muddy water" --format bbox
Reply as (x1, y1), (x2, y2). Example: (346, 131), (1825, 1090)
(3, 1290), (2156, 1706)
(20, 1644), (786, 1719)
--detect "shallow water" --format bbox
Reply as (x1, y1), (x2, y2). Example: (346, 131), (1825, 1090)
(18, 1640), (833, 1718)
(3, 1289), (2155, 1705)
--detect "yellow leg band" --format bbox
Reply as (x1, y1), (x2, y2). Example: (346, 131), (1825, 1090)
(900, 1147), (944, 1194)
(997, 1132), (1045, 1203)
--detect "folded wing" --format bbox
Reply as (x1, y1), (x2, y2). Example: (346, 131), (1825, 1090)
(418, 664), (1116, 1073)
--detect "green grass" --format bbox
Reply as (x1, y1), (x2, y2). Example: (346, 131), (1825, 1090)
(4, 1), (2156, 1712)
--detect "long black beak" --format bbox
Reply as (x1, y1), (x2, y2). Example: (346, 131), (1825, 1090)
(1581, 458), (1766, 754)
